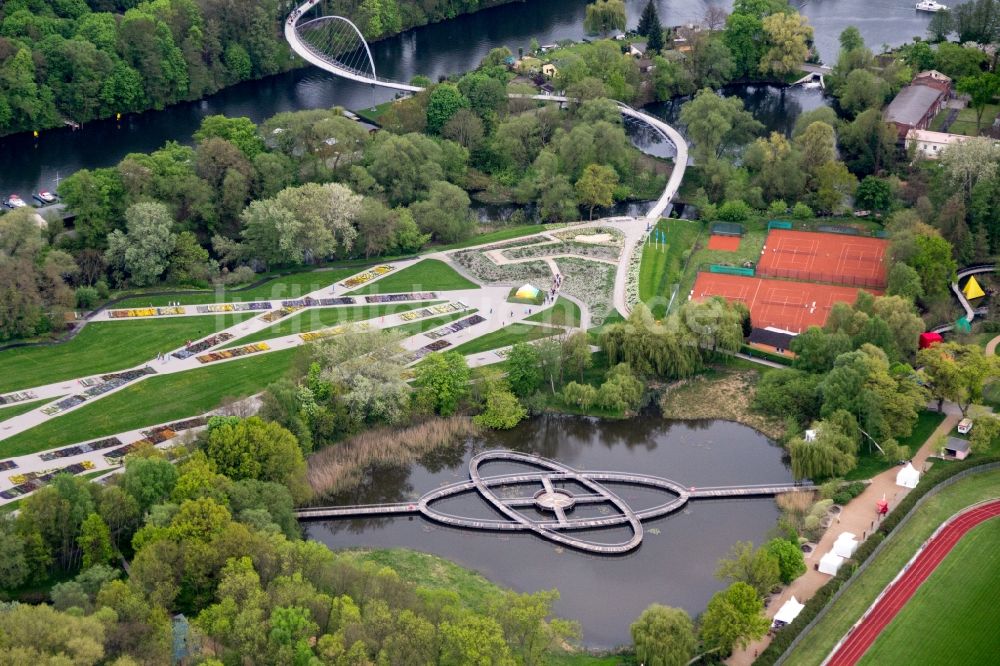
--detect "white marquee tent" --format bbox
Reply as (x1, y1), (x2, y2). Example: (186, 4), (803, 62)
(771, 596), (805, 628)
(896, 462), (920, 488)
(832, 532), (859, 559)
(818, 551), (845, 576)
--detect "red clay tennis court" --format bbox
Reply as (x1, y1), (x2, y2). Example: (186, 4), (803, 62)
(758, 230), (889, 288)
(708, 234), (741, 251)
(692, 272), (882, 333)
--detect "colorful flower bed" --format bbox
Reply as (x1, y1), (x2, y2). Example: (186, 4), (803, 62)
(0, 460), (18, 471)
(409, 339), (452, 362)
(172, 333), (234, 359)
(196, 342), (270, 364)
(364, 292), (437, 303)
(2, 461), (95, 499)
(259, 306), (302, 323)
(195, 302), (273, 313)
(108, 306), (185, 318)
(398, 302), (467, 321)
(101, 367), (156, 383)
(0, 390), (38, 405)
(300, 326), (347, 342)
(39, 436), (124, 462)
(281, 297), (355, 307)
(341, 265), (394, 288)
(425, 314), (487, 340)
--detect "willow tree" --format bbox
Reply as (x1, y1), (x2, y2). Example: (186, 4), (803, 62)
(583, 0), (626, 35)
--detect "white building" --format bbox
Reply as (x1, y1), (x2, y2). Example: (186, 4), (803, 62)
(905, 129), (970, 158)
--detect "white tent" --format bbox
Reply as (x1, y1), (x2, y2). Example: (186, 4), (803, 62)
(818, 551), (845, 576)
(832, 532), (859, 559)
(772, 596), (805, 628)
(896, 462), (920, 489)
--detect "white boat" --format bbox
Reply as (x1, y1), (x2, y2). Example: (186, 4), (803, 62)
(4, 194), (26, 209)
(915, 0), (948, 12)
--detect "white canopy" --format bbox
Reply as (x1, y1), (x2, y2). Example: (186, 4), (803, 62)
(832, 532), (859, 558)
(818, 551), (845, 576)
(896, 462), (920, 488)
(772, 596), (805, 627)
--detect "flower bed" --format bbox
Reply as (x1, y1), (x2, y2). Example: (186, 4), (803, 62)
(341, 264), (394, 288)
(300, 326), (347, 342)
(172, 332), (234, 359)
(39, 436), (124, 461)
(0, 391), (38, 405)
(108, 306), (185, 318)
(196, 342), (270, 364)
(425, 314), (487, 340)
(364, 292), (436, 303)
(1, 461), (95, 499)
(452, 250), (550, 284)
(194, 302), (272, 313)
(398, 302), (467, 321)
(552, 226), (625, 245)
(502, 240), (621, 262)
(100, 367), (156, 383)
(259, 306), (302, 323)
(409, 339), (452, 362)
(0, 460), (18, 471)
(280, 296), (355, 307)
(555, 257), (616, 323)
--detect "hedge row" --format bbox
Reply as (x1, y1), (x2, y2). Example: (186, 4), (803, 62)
(754, 455), (1000, 665)
(740, 344), (794, 366)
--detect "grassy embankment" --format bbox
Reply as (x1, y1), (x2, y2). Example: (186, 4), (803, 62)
(451, 323), (564, 356)
(784, 467), (1000, 665)
(346, 259), (479, 295)
(0, 314), (256, 394)
(638, 218), (700, 318)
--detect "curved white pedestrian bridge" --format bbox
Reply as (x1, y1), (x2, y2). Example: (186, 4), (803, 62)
(296, 450), (815, 554)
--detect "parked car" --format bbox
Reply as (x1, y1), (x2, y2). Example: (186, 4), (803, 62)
(33, 191), (56, 204)
(3, 194), (26, 208)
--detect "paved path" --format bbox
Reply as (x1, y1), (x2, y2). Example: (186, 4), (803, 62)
(726, 410), (960, 666)
(986, 334), (1000, 356)
(825, 500), (1000, 665)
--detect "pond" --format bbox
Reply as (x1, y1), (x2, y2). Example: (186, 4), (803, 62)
(306, 414), (792, 648)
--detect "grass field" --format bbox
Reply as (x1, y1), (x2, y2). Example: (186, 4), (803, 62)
(0, 348), (298, 457)
(388, 310), (476, 337)
(857, 516), (1000, 665)
(525, 297), (582, 328)
(451, 323), (564, 355)
(436, 225), (547, 251)
(639, 218), (700, 317)
(0, 314), (256, 393)
(0, 398), (57, 423)
(113, 267), (361, 307)
(785, 467), (1000, 665)
(930, 104), (1000, 136)
(347, 259), (479, 294)
(844, 410), (947, 481)
(224, 301), (439, 346)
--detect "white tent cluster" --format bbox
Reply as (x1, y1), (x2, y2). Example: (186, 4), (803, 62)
(772, 596), (805, 628)
(819, 532), (860, 576)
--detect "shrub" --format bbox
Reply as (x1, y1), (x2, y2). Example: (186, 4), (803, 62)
(717, 200), (753, 222)
(832, 490), (852, 506)
(699, 203), (718, 221)
(792, 202), (814, 219)
(94, 279), (109, 299)
(767, 200), (788, 218)
(75, 286), (98, 309)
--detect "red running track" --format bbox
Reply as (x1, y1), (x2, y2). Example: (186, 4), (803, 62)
(826, 499), (1000, 666)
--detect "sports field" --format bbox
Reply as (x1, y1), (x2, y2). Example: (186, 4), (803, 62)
(707, 234), (741, 251)
(830, 501), (1000, 665)
(757, 230), (888, 288)
(691, 272), (879, 333)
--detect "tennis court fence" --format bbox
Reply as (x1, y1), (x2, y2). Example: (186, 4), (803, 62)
(757, 266), (886, 288)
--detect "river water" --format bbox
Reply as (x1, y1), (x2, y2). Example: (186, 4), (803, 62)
(0, 0), (930, 197)
(306, 415), (792, 648)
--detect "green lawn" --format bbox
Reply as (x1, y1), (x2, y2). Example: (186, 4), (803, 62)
(639, 218), (700, 317)
(0, 348), (298, 457)
(435, 225), (548, 251)
(113, 267), (361, 307)
(451, 323), (564, 355)
(387, 310), (475, 337)
(0, 398), (57, 423)
(858, 517), (1000, 665)
(347, 259), (479, 295)
(224, 301), (439, 347)
(525, 297), (582, 328)
(352, 99), (395, 123)
(0, 314), (255, 393)
(785, 467), (1000, 665)
(844, 410), (947, 481)
(948, 105), (1000, 136)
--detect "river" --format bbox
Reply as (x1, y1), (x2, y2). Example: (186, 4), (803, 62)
(306, 415), (792, 648)
(0, 0), (930, 197)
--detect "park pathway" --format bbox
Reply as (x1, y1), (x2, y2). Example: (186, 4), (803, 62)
(986, 334), (1000, 356)
(726, 410), (960, 666)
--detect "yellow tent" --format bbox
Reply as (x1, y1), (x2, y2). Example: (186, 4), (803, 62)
(962, 275), (985, 300)
(515, 284), (540, 299)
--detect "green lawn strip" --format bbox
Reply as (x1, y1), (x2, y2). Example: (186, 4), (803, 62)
(0, 348), (297, 457)
(0, 398), (58, 423)
(451, 323), (564, 356)
(352, 100), (395, 123)
(844, 410), (946, 481)
(386, 310), (475, 337)
(347, 259), (479, 295)
(506, 285), (545, 305)
(0, 314), (256, 394)
(639, 218), (700, 317)
(112, 267), (360, 307)
(223, 301), (441, 347)
(434, 225), (551, 251)
(786, 467), (1000, 665)
(858, 517), (1000, 665)
(525, 297), (581, 328)
(337, 548), (506, 616)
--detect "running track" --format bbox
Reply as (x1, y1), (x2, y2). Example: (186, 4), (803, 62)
(825, 499), (1000, 665)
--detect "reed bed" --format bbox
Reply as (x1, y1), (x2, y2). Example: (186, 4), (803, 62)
(307, 416), (478, 497)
